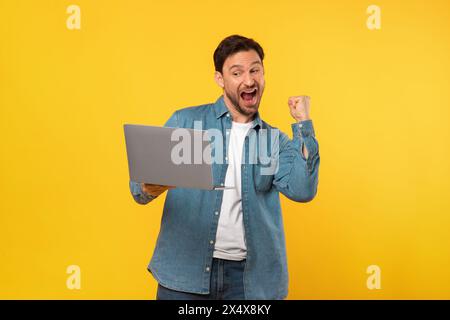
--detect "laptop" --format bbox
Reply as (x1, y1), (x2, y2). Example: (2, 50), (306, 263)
(124, 124), (231, 190)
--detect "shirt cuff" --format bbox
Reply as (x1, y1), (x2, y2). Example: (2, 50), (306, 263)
(291, 119), (315, 139)
(290, 120), (319, 173)
(130, 181), (157, 202)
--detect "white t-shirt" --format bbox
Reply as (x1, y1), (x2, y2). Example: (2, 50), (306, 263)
(213, 120), (254, 261)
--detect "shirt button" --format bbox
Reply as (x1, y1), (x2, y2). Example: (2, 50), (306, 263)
(226, 131), (230, 135)
(225, 157), (228, 161)
(214, 211), (219, 216)
(210, 240), (214, 245)
(220, 182), (224, 186)
(299, 123), (303, 128)
(226, 114), (230, 117)
(206, 267), (210, 272)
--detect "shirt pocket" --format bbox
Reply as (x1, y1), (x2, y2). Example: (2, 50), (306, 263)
(253, 161), (275, 193)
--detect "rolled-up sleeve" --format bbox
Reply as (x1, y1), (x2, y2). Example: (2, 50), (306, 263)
(272, 119), (320, 202)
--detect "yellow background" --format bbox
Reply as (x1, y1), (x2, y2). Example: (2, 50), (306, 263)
(1, 0), (449, 299)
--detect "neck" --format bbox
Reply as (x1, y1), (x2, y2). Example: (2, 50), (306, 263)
(223, 94), (255, 123)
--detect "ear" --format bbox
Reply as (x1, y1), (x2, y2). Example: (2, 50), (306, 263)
(214, 71), (224, 89)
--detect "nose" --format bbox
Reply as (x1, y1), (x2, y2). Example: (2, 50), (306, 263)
(243, 72), (256, 87)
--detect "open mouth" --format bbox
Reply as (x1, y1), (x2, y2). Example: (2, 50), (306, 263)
(240, 88), (257, 102)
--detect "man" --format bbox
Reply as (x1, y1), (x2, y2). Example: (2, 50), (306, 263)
(129, 35), (320, 300)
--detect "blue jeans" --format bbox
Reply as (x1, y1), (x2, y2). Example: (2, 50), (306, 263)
(156, 258), (246, 300)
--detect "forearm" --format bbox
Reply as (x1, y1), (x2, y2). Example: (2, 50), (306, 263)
(273, 120), (320, 202)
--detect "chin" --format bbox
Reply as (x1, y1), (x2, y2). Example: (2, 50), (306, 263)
(240, 106), (258, 117)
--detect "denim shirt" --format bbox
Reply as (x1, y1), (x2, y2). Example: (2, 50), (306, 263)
(129, 95), (320, 299)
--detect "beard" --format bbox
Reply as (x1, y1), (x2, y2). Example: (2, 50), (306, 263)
(224, 85), (262, 117)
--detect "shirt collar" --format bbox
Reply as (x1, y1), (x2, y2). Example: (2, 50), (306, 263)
(214, 95), (262, 129)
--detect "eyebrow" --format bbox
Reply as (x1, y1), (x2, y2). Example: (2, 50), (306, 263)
(229, 61), (262, 70)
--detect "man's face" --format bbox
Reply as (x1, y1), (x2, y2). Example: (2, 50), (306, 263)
(215, 49), (265, 117)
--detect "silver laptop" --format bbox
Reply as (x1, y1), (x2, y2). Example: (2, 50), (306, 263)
(124, 124), (230, 190)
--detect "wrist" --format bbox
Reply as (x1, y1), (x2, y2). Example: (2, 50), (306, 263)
(295, 116), (311, 122)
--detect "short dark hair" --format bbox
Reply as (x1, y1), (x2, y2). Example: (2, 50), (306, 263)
(213, 35), (265, 73)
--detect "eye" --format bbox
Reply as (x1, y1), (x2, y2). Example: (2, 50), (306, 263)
(233, 72), (241, 76)
(251, 69), (259, 74)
